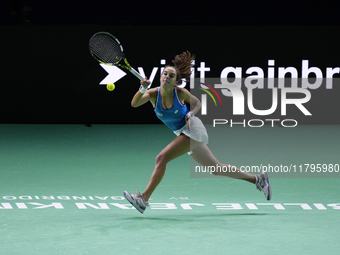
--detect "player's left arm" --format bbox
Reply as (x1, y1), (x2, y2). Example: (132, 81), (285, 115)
(177, 87), (201, 130)
(178, 87), (201, 115)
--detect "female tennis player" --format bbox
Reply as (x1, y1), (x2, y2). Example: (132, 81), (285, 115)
(123, 51), (271, 213)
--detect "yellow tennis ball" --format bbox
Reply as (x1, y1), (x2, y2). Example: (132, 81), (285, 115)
(106, 83), (115, 91)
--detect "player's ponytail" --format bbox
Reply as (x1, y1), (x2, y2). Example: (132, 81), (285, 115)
(172, 51), (195, 84)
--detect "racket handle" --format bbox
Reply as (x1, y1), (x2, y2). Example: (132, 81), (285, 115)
(130, 67), (144, 81)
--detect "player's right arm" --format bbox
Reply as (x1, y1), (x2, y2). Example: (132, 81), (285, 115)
(131, 78), (157, 108)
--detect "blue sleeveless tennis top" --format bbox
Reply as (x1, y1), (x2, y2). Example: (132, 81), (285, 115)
(155, 88), (189, 131)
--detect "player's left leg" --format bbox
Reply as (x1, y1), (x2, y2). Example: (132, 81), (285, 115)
(190, 143), (256, 183)
(190, 144), (272, 200)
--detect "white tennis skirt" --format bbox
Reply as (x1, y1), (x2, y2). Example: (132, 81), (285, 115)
(173, 116), (209, 145)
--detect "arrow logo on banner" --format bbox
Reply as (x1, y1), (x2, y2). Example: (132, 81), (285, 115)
(99, 64), (127, 85)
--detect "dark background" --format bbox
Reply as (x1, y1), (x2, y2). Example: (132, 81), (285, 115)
(1, 1), (340, 124)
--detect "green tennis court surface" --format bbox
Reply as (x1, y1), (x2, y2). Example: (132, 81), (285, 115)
(1, 124), (339, 254)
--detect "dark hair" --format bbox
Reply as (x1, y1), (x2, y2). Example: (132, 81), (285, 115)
(171, 51), (195, 84)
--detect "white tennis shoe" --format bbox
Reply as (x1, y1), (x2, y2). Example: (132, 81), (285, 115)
(123, 189), (149, 214)
(255, 171), (272, 200)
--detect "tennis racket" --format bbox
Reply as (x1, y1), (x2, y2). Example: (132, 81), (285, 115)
(89, 32), (143, 80)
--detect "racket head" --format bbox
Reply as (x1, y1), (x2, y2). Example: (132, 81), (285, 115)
(89, 32), (124, 65)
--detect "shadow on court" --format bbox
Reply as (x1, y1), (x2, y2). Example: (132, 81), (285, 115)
(123, 212), (269, 222)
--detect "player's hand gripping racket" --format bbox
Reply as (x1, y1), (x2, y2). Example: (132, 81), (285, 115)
(89, 32), (143, 80)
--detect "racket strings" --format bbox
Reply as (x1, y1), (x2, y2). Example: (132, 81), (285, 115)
(90, 34), (123, 64)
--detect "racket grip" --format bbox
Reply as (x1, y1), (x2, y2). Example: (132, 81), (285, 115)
(130, 67), (144, 81)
